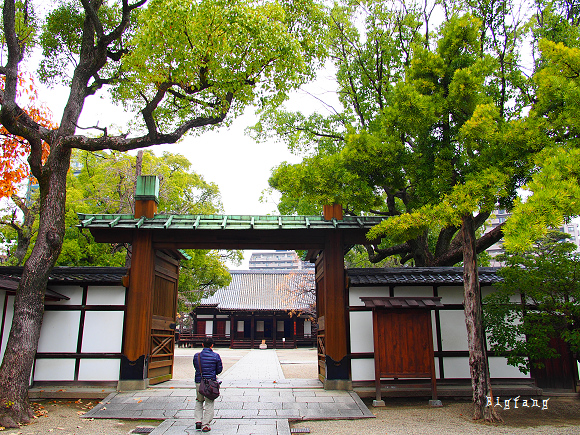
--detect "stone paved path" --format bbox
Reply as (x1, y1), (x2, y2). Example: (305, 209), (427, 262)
(82, 350), (373, 434)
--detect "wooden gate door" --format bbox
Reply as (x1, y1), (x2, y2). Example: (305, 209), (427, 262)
(373, 308), (437, 400)
(531, 336), (577, 391)
(148, 251), (179, 385)
(315, 254), (325, 382)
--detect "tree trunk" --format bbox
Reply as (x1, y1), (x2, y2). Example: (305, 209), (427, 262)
(7, 194), (37, 266)
(462, 214), (502, 422)
(0, 146), (71, 427)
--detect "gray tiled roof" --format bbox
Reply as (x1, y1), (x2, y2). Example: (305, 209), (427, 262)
(200, 270), (315, 311)
(0, 266), (127, 284)
(347, 267), (501, 286)
(360, 296), (444, 309)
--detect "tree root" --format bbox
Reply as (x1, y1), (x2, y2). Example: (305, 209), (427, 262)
(0, 398), (34, 428)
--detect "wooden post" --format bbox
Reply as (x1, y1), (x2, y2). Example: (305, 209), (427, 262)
(119, 176), (159, 390)
(272, 315), (277, 349)
(323, 204), (343, 221)
(134, 176), (159, 218)
(251, 315), (255, 349)
(120, 230), (155, 388)
(323, 230), (350, 389)
(230, 315), (235, 348)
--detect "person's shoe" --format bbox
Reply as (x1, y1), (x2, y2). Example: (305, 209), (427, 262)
(196, 421), (202, 430)
(202, 426), (211, 432)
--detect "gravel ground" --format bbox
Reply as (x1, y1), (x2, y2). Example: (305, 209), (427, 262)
(3, 347), (580, 434)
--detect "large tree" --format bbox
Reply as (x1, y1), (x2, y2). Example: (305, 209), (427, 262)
(256, 0), (529, 268)
(0, 0), (324, 426)
(257, 0), (534, 420)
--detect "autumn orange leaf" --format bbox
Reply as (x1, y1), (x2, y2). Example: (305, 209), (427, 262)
(0, 73), (56, 198)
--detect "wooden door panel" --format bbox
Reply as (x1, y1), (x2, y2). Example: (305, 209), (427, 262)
(376, 309), (432, 378)
(148, 252), (178, 385)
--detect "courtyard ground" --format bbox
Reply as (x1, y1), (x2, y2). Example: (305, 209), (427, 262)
(2, 348), (579, 434)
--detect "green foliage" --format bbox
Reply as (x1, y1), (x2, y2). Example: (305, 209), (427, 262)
(38, 1), (132, 87)
(260, 2), (532, 267)
(484, 232), (580, 372)
(53, 150), (237, 298)
(504, 148), (580, 251)
(112, 0), (325, 132)
(503, 36), (580, 251)
(177, 249), (241, 310)
(0, 1), (38, 59)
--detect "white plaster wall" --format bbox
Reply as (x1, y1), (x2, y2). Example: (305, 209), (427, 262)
(78, 359), (120, 381)
(431, 312), (437, 349)
(237, 320), (244, 332)
(304, 320), (312, 335)
(197, 315), (214, 319)
(216, 315), (229, 319)
(489, 357), (529, 379)
(349, 311), (373, 353)
(206, 321), (213, 335)
(481, 285), (498, 298)
(37, 311), (80, 353)
(0, 294), (13, 362)
(349, 287), (389, 307)
(34, 359), (76, 381)
(437, 286), (464, 304)
(439, 310), (469, 351)
(81, 311), (124, 353)
(277, 321), (284, 332)
(442, 357), (471, 379)
(482, 285), (520, 302)
(225, 320), (231, 334)
(351, 358), (375, 382)
(393, 286), (433, 297)
(44, 286), (83, 305)
(86, 286), (125, 305)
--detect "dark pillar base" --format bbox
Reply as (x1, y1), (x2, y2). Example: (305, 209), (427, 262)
(118, 355), (148, 391)
(324, 354), (352, 390)
(120, 355), (147, 378)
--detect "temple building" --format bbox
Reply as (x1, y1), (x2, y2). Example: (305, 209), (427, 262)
(178, 269), (316, 349)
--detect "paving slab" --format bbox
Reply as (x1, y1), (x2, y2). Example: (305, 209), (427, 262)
(82, 349), (374, 434)
(151, 418), (291, 435)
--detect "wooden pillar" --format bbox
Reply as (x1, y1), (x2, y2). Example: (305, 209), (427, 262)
(293, 319), (297, 348)
(272, 315), (277, 349)
(230, 315), (235, 348)
(323, 229), (350, 389)
(251, 314), (255, 349)
(120, 230), (155, 387)
(119, 175), (159, 390)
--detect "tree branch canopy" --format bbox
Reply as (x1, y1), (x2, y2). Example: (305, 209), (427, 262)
(0, 0), (326, 427)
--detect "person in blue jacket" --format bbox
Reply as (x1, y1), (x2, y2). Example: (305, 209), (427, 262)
(193, 337), (223, 432)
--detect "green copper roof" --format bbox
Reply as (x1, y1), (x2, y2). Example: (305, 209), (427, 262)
(77, 213), (385, 231)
